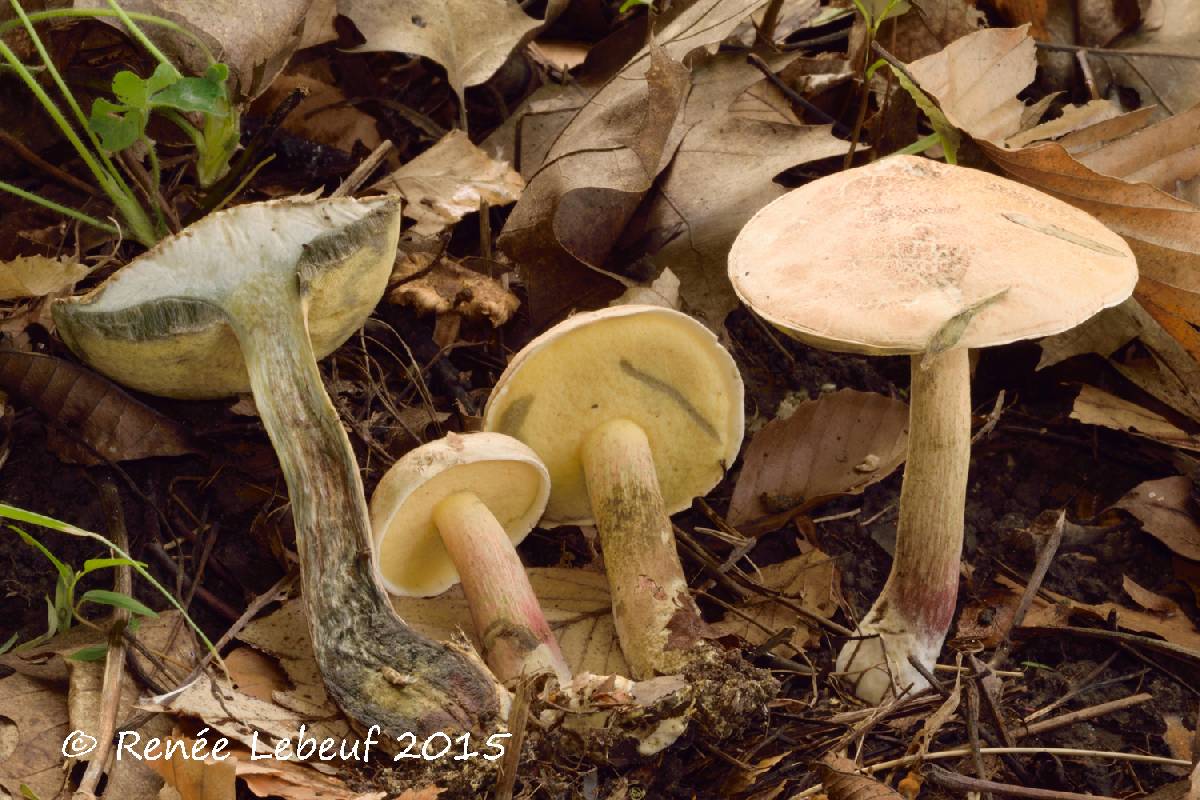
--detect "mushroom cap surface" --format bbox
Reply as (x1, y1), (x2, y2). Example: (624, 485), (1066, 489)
(53, 197), (402, 398)
(370, 432), (550, 597)
(483, 305), (744, 526)
(728, 156), (1138, 356)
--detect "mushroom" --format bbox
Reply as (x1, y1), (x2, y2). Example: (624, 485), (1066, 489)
(728, 155), (1138, 703)
(370, 431), (571, 685)
(52, 197), (502, 738)
(483, 305), (744, 678)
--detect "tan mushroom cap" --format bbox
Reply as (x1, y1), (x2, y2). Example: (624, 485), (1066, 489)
(728, 156), (1138, 356)
(53, 197), (402, 399)
(483, 305), (744, 526)
(370, 432), (550, 597)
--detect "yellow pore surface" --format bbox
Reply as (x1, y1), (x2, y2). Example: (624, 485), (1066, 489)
(374, 459), (544, 597)
(486, 309), (742, 525)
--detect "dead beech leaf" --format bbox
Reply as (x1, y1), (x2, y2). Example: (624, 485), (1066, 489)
(850, 0), (985, 64)
(0, 255), (88, 300)
(226, 646), (292, 703)
(231, 748), (397, 800)
(373, 130), (523, 237)
(236, 600), (337, 713)
(711, 548), (836, 651)
(1123, 575), (1183, 615)
(1107, 0), (1200, 119)
(75, 0), (312, 98)
(497, 0), (768, 326)
(1114, 475), (1200, 560)
(251, 71), (381, 155)
(340, 0), (538, 102)
(904, 25), (1035, 143)
(995, 573), (1200, 651)
(0, 351), (198, 464)
(391, 567), (628, 676)
(627, 54), (849, 328)
(388, 251), (518, 326)
(149, 738), (237, 800)
(1164, 714), (1194, 764)
(728, 389), (908, 532)
(819, 756), (905, 800)
(0, 671), (69, 800)
(1071, 384), (1200, 452)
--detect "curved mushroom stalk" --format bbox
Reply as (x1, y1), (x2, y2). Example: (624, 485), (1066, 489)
(834, 349), (969, 702)
(433, 492), (570, 684)
(54, 198), (503, 740)
(371, 432), (569, 686)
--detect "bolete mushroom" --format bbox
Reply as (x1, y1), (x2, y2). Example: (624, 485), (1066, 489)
(52, 197), (502, 738)
(728, 155), (1138, 703)
(483, 305), (744, 678)
(371, 431), (570, 685)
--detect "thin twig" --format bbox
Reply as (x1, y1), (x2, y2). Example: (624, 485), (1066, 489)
(745, 53), (849, 136)
(926, 765), (1119, 800)
(1035, 40), (1200, 61)
(990, 510), (1064, 670)
(494, 678), (532, 800)
(1019, 693), (1152, 739)
(331, 139), (394, 198)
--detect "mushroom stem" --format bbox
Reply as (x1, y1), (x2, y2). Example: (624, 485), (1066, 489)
(433, 491), (571, 685)
(581, 418), (706, 678)
(836, 347), (970, 702)
(233, 295), (501, 739)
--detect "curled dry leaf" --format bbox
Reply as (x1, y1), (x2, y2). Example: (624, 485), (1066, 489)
(1114, 475), (1200, 560)
(728, 389), (908, 533)
(0, 255), (89, 300)
(497, 0), (768, 325)
(710, 549), (837, 651)
(372, 130), (524, 237)
(388, 251), (519, 327)
(251, 71), (381, 155)
(75, 0), (313, 98)
(340, 0), (539, 103)
(391, 567), (629, 676)
(1124, 575), (1184, 615)
(627, 54), (849, 328)
(0, 670), (69, 800)
(819, 756), (905, 800)
(0, 351), (198, 464)
(1071, 384), (1200, 452)
(149, 736), (237, 800)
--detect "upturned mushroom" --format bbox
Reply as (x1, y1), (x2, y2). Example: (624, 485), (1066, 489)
(371, 431), (570, 685)
(52, 197), (502, 738)
(483, 305), (744, 678)
(728, 156), (1138, 703)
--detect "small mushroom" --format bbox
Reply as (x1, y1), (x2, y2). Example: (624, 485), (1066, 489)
(52, 197), (502, 738)
(370, 432), (570, 685)
(728, 156), (1138, 703)
(483, 305), (744, 678)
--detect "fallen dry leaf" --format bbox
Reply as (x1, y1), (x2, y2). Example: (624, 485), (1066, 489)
(149, 737), (237, 800)
(1164, 714), (1194, 763)
(340, 0), (539, 103)
(819, 755), (905, 799)
(236, 754), (400, 800)
(236, 601), (337, 713)
(251, 71), (381, 155)
(1114, 475), (1200, 560)
(904, 25), (1036, 144)
(497, 0), (768, 325)
(391, 567), (629, 676)
(996, 573), (1200, 651)
(387, 251), (519, 326)
(1107, 0), (1200, 119)
(1124, 574), (1185, 615)
(711, 548), (837, 651)
(0, 350), (199, 464)
(850, 0), (985, 64)
(627, 54), (849, 327)
(226, 646), (292, 704)
(1071, 384), (1200, 452)
(0, 255), (89, 300)
(75, 0), (313, 98)
(373, 130), (524, 237)
(0, 670), (69, 800)
(728, 389), (908, 532)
